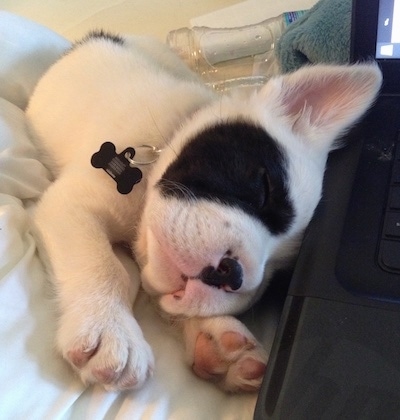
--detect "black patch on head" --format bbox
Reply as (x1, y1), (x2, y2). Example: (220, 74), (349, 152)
(70, 30), (125, 51)
(158, 121), (294, 235)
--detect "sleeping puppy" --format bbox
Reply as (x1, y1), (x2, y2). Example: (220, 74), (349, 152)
(26, 31), (382, 392)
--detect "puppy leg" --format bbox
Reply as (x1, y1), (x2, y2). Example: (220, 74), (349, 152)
(34, 174), (154, 390)
(183, 316), (267, 392)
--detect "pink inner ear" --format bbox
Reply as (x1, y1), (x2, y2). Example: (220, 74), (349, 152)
(282, 74), (350, 127)
(264, 64), (381, 149)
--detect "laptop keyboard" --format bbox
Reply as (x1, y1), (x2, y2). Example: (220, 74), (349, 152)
(379, 133), (400, 273)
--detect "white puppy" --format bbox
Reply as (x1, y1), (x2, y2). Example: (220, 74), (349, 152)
(26, 31), (382, 392)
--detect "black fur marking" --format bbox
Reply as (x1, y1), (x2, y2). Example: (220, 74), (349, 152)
(71, 30), (125, 51)
(158, 121), (294, 235)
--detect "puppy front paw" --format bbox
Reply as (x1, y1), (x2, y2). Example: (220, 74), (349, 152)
(58, 307), (154, 391)
(188, 318), (267, 392)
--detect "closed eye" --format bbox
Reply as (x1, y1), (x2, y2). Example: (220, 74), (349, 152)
(239, 167), (270, 211)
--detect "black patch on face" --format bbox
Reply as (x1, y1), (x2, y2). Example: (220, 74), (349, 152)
(157, 121), (294, 235)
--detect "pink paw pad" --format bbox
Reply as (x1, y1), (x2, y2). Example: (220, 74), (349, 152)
(220, 331), (254, 353)
(92, 367), (119, 384)
(192, 330), (267, 392)
(193, 332), (226, 380)
(67, 345), (98, 369)
(238, 357), (266, 380)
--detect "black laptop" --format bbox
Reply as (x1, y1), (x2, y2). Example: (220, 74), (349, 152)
(255, 0), (400, 418)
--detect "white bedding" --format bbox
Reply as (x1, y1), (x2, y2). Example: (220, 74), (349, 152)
(0, 2), (313, 418)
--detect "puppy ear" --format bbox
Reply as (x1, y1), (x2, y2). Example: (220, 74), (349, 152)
(259, 64), (382, 151)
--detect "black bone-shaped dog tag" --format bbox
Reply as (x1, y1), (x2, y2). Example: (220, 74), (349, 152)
(91, 142), (142, 194)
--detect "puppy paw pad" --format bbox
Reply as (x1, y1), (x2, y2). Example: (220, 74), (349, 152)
(220, 331), (254, 353)
(92, 367), (119, 384)
(192, 328), (267, 392)
(238, 357), (266, 380)
(193, 332), (226, 380)
(67, 345), (98, 369)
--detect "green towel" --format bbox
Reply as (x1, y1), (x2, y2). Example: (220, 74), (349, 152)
(276, 0), (352, 73)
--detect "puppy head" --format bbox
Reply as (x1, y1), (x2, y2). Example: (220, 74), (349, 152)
(136, 64), (382, 318)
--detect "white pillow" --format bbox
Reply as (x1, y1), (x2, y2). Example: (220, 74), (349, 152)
(0, 11), (70, 110)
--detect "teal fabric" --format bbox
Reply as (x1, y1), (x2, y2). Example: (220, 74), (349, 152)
(276, 0), (352, 73)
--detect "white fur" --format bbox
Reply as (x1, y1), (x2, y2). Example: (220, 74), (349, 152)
(26, 34), (382, 392)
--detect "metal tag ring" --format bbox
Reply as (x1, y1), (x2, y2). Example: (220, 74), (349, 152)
(125, 145), (162, 166)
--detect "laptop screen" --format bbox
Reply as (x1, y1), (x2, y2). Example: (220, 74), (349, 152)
(376, 0), (400, 58)
(351, 0), (399, 93)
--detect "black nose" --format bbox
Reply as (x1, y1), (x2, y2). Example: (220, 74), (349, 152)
(200, 257), (243, 290)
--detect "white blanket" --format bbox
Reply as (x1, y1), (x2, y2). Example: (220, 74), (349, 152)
(0, 12), (283, 420)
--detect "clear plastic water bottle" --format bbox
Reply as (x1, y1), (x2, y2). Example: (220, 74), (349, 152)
(167, 11), (306, 92)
